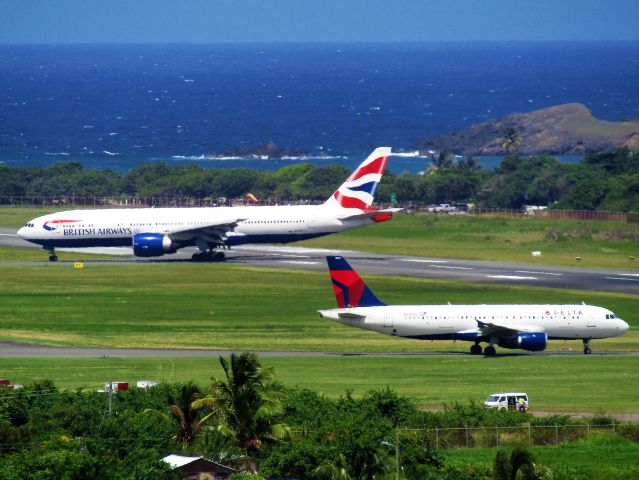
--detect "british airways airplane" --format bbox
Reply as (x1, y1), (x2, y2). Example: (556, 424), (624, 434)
(319, 256), (629, 355)
(18, 148), (399, 262)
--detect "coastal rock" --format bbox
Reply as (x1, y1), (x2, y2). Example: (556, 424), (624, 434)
(217, 142), (307, 159)
(415, 103), (639, 156)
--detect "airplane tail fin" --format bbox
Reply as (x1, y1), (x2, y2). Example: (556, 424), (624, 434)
(324, 147), (391, 209)
(326, 256), (386, 308)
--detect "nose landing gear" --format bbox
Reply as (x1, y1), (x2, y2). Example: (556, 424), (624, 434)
(583, 338), (592, 355)
(46, 247), (58, 262)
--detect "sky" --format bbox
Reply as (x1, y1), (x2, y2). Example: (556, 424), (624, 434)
(1, 0), (638, 43)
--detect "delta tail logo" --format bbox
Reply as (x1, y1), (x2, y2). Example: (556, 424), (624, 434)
(331, 147), (390, 210)
(327, 256), (386, 308)
(43, 219), (81, 231)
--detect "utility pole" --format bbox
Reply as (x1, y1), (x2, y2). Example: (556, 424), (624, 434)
(108, 381), (113, 417)
(395, 430), (400, 480)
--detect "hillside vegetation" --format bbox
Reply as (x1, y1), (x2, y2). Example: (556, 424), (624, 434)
(2, 148), (638, 211)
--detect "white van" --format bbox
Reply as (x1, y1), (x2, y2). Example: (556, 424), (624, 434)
(484, 392), (528, 411)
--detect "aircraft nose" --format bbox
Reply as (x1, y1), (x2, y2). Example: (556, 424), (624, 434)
(619, 319), (630, 333)
(17, 227), (26, 238)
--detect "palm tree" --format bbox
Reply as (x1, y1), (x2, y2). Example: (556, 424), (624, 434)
(501, 127), (521, 153)
(193, 353), (289, 455)
(145, 382), (212, 447)
(493, 446), (541, 480)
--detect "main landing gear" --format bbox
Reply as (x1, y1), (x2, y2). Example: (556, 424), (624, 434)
(484, 345), (497, 356)
(583, 338), (592, 355)
(469, 343), (496, 356)
(470, 343), (497, 357)
(191, 250), (225, 262)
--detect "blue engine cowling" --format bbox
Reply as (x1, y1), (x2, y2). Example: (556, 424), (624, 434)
(498, 332), (547, 352)
(132, 233), (174, 257)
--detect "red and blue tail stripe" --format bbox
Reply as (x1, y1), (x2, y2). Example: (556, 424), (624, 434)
(326, 256), (386, 308)
(327, 147), (390, 210)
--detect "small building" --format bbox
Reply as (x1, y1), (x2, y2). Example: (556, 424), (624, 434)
(161, 454), (237, 480)
(104, 381), (129, 392)
(136, 380), (159, 389)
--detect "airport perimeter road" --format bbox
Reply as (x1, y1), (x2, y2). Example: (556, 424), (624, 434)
(2, 227), (638, 294)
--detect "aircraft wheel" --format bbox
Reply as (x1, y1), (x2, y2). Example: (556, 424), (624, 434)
(584, 347), (592, 355)
(470, 344), (483, 355)
(484, 346), (497, 356)
(192, 252), (206, 262)
(213, 251), (225, 262)
(48, 255), (58, 262)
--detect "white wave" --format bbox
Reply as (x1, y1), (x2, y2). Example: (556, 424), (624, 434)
(172, 154), (348, 162)
(391, 151), (421, 158)
(102, 150), (119, 156)
(44, 152), (70, 156)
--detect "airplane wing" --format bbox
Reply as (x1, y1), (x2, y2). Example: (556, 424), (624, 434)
(168, 219), (244, 246)
(339, 208), (403, 222)
(337, 311), (366, 319)
(475, 320), (545, 336)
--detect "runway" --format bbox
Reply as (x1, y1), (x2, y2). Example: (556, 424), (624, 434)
(2, 227), (638, 294)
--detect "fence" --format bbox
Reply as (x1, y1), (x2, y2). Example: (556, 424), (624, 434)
(423, 423), (638, 449)
(1, 195), (637, 223)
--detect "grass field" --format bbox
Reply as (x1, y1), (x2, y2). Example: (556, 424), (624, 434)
(2, 355), (639, 413)
(303, 213), (639, 269)
(443, 435), (639, 477)
(2, 207), (638, 415)
(1, 263), (637, 352)
(3, 206), (639, 268)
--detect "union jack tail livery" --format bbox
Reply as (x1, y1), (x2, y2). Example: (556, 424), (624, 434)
(326, 256), (386, 308)
(324, 147), (391, 209)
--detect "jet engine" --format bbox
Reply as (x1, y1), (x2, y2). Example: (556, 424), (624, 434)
(132, 233), (174, 257)
(498, 332), (547, 352)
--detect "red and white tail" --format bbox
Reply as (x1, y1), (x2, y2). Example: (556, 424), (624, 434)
(324, 147), (391, 210)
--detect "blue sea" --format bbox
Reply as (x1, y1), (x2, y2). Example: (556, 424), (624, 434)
(1, 42), (637, 174)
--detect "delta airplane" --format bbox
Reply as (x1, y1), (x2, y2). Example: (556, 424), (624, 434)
(319, 256), (629, 355)
(18, 148), (399, 262)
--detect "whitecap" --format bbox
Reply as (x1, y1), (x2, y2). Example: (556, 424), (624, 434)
(102, 150), (119, 156)
(44, 152), (70, 156)
(391, 151), (420, 158)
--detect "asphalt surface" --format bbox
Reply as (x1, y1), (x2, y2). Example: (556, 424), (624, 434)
(2, 227), (639, 294)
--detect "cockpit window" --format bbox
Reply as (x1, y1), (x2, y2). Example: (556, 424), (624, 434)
(24, 223), (35, 228)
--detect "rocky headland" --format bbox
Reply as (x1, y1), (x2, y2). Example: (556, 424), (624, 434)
(415, 103), (639, 156)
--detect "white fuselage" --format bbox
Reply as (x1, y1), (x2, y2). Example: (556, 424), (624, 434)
(319, 304), (629, 341)
(17, 204), (378, 250)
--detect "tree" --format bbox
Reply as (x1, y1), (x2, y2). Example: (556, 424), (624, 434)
(193, 353), (289, 455)
(493, 446), (541, 480)
(501, 127), (521, 153)
(146, 382), (209, 447)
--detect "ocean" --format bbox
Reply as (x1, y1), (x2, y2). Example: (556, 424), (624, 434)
(1, 42), (637, 174)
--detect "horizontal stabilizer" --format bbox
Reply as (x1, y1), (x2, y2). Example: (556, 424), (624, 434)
(339, 208), (402, 222)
